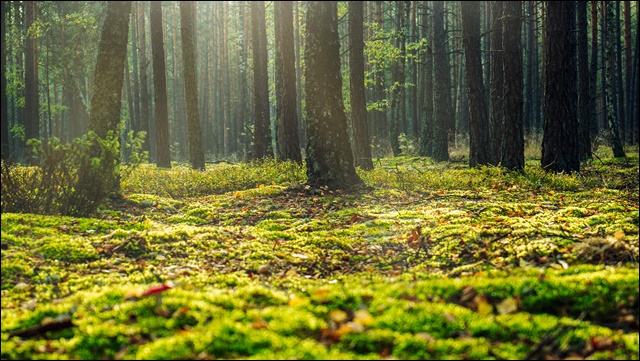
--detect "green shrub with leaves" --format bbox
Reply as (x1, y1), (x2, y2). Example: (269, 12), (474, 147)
(1, 131), (120, 217)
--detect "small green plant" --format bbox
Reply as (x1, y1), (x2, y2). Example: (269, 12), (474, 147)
(1, 131), (120, 217)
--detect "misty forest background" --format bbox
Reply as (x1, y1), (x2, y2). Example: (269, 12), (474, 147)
(1, 1), (638, 175)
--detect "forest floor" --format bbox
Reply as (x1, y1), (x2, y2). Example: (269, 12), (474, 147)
(1, 147), (639, 360)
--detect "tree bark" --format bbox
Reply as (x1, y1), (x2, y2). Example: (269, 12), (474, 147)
(304, 1), (362, 189)
(150, 1), (171, 168)
(179, 1), (205, 170)
(431, 1), (450, 162)
(1, 1), (9, 159)
(24, 1), (39, 163)
(251, 1), (272, 159)
(577, 1), (592, 161)
(461, 1), (490, 168)
(489, 1), (503, 165)
(349, 1), (374, 171)
(623, 0), (632, 143)
(419, 1), (434, 158)
(501, 1), (524, 171)
(541, 1), (580, 173)
(603, 1), (626, 157)
(274, 1), (302, 163)
(589, 0), (599, 141)
(137, 1), (152, 158)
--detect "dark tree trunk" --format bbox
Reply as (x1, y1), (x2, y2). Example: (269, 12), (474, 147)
(88, 1), (131, 139)
(461, 1), (490, 168)
(419, 1), (433, 157)
(294, 1), (304, 150)
(1, 1), (9, 159)
(137, 1), (152, 158)
(130, 9), (141, 134)
(24, 1), (39, 163)
(348, 1), (374, 171)
(409, 1), (419, 141)
(577, 1), (592, 161)
(501, 1), (524, 171)
(623, 0), (632, 144)
(373, 1), (388, 153)
(251, 1), (272, 159)
(524, 1), (534, 136)
(431, 1), (450, 162)
(274, 1), (302, 163)
(390, 1), (406, 156)
(589, 0), (599, 141)
(614, 1), (625, 145)
(603, 1), (626, 157)
(150, 1), (171, 168)
(489, 1), (503, 165)
(304, 1), (362, 189)
(179, 1), (205, 170)
(541, 1), (580, 173)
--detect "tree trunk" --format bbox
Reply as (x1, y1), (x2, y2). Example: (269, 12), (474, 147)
(419, 1), (434, 157)
(179, 1), (205, 170)
(623, 0), (632, 144)
(137, 1), (152, 159)
(461, 1), (490, 168)
(251, 1), (272, 159)
(150, 1), (171, 168)
(1, 1), (9, 159)
(524, 1), (534, 136)
(431, 1), (450, 162)
(304, 1), (362, 189)
(489, 1), (503, 165)
(24, 1), (39, 163)
(349, 1), (374, 170)
(541, 1), (580, 173)
(409, 1), (419, 141)
(603, 1), (626, 157)
(577, 1), (592, 161)
(614, 1), (625, 145)
(589, 0), (599, 141)
(501, 1), (524, 171)
(274, 1), (302, 163)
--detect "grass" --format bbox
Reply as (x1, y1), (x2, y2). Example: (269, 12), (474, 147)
(1, 147), (638, 360)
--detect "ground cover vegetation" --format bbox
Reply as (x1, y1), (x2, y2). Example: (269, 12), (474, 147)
(1, 145), (639, 360)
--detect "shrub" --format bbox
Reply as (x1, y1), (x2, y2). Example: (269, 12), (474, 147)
(1, 131), (119, 217)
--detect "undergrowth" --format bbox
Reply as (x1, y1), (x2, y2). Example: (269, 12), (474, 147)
(1, 150), (638, 360)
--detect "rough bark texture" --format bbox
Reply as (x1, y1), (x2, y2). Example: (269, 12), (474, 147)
(589, 1), (599, 140)
(541, 1), (580, 173)
(489, 1), (503, 165)
(274, 1), (302, 163)
(576, 1), (592, 161)
(137, 1), (151, 157)
(304, 1), (362, 190)
(461, 1), (490, 168)
(431, 1), (449, 162)
(501, 1), (524, 171)
(88, 1), (131, 139)
(251, 1), (272, 159)
(1, 1), (9, 159)
(24, 1), (39, 163)
(348, 1), (374, 171)
(179, 1), (205, 170)
(603, 1), (626, 158)
(150, 1), (171, 168)
(623, 0), (632, 143)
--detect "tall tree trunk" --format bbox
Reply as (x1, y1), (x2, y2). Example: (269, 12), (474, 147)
(251, 1), (272, 159)
(373, 1), (388, 154)
(137, 1), (152, 159)
(461, 1), (490, 168)
(294, 1), (305, 150)
(409, 1), (419, 141)
(130, 9), (141, 134)
(577, 1), (592, 161)
(622, 0), (632, 144)
(524, 1), (534, 136)
(431, 1), (450, 162)
(24, 1), (39, 164)
(171, 2), (186, 160)
(501, 1), (524, 171)
(304, 1), (362, 189)
(150, 1), (171, 168)
(274, 1), (302, 163)
(589, 0), (599, 141)
(180, 1), (205, 170)
(603, 1), (626, 157)
(541, 1), (579, 173)
(1, 1), (9, 159)
(614, 1), (625, 145)
(349, 1), (374, 170)
(489, 1), (503, 165)
(390, 1), (405, 156)
(419, 1), (434, 157)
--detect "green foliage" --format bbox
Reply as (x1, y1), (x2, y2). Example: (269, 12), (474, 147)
(1, 132), (119, 217)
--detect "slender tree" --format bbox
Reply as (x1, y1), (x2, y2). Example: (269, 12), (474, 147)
(623, 0), (632, 143)
(541, 1), (579, 173)
(150, 1), (171, 168)
(24, 1), (39, 163)
(274, 1), (302, 163)
(349, 1), (374, 171)
(179, 1), (205, 170)
(1, 1), (8, 159)
(137, 1), (151, 157)
(304, 1), (362, 189)
(589, 1), (599, 141)
(489, 1), (503, 165)
(576, 1), (592, 161)
(461, 1), (490, 167)
(501, 1), (524, 171)
(603, 1), (626, 157)
(251, 1), (272, 159)
(431, 1), (450, 162)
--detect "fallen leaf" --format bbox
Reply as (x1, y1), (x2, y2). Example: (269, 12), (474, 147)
(329, 309), (348, 323)
(496, 297), (518, 315)
(353, 309), (374, 326)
